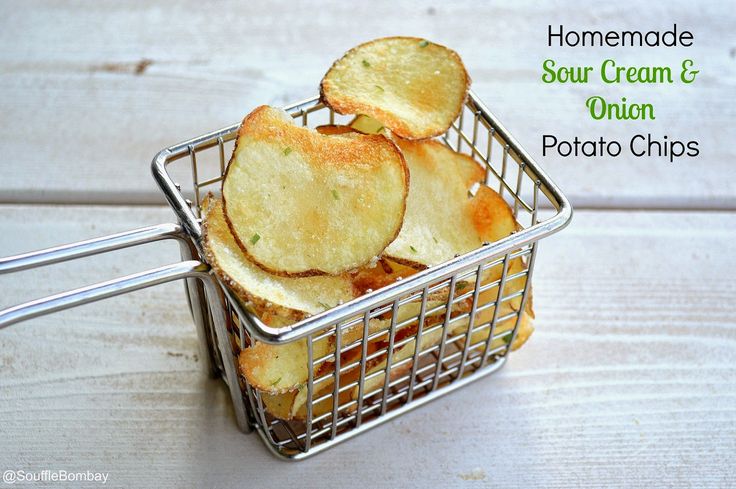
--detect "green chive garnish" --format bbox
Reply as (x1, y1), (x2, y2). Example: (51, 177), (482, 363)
(362, 59), (370, 67)
(331, 189), (339, 200)
(419, 40), (429, 48)
(502, 333), (512, 345)
(283, 147), (292, 156)
(432, 236), (438, 244)
(318, 302), (331, 309)
(410, 245), (418, 253)
(375, 85), (384, 92)
(270, 376), (282, 386)
(250, 233), (260, 245)
(455, 281), (469, 291)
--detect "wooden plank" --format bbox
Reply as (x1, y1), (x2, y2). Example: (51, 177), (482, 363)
(0, 0), (734, 208)
(0, 205), (734, 487)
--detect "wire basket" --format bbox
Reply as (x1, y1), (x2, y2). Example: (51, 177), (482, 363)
(0, 90), (571, 460)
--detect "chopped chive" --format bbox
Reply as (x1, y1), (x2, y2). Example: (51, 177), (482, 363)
(362, 59), (371, 67)
(250, 233), (261, 245)
(331, 189), (339, 200)
(318, 301), (331, 309)
(376, 126), (385, 133)
(283, 147), (292, 156)
(418, 39), (429, 48)
(502, 333), (512, 345)
(409, 245), (418, 253)
(270, 376), (282, 386)
(455, 280), (469, 291)
(375, 85), (384, 92)
(432, 236), (439, 244)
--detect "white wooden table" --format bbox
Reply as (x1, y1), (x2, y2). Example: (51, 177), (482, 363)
(1, 1), (734, 487)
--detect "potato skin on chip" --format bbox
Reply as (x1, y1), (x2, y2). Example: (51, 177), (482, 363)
(222, 105), (409, 277)
(320, 36), (470, 140)
(201, 194), (355, 322)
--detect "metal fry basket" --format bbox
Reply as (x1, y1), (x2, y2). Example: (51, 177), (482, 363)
(0, 90), (571, 460)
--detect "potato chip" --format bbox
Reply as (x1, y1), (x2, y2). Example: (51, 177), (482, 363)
(385, 139), (515, 268)
(202, 194), (355, 322)
(321, 37), (470, 139)
(222, 105), (408, 277)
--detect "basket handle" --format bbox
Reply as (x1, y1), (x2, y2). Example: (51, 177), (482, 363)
(0, 224), (218, 363)
(0, 258), (206, 329)
(0, 223), (195, 329)
(0, 224), (250, 432)
(2, 223), (221, 379)
(0, 223), (186, 273)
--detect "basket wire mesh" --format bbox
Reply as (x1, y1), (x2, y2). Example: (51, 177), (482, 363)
(153, 90), (571, 459)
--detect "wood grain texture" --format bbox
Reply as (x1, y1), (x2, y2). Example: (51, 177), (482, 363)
(0, 0), (734, 208)
(0, 205), (734, 488)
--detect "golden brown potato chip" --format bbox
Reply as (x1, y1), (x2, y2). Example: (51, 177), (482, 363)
(384, 139), (516, 268)
(452, 257), (535, 353)
(472, 257), (529, 327)
(222, 105), (409, 277)
(352, 298), (533, 403)
(201, 194), (356, 322)
(239, 336), (333, 394)
(260, 389), (296, 420)
(464, 302), (535, 353)
(238, 297), (443, 395)
(349, 315), (448, 401)
(343, 116), (517, 269)
(349, 258), (534, 403)
(261, 358), (369, 421)
(321, 36), (470, 140)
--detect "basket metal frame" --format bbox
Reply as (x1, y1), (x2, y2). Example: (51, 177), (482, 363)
(150, 90), (572, 459)
(0, 90), (571, 461)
